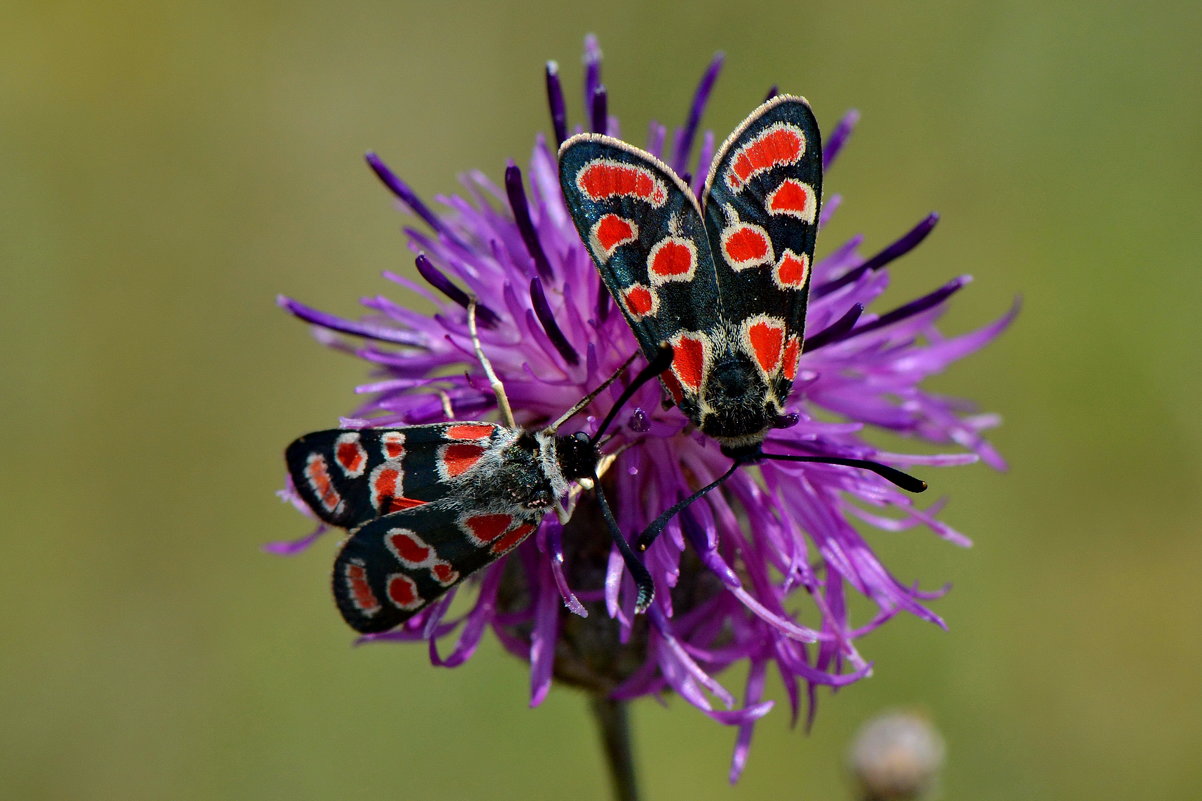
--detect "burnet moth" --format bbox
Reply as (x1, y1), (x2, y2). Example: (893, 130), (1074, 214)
(286, 302), (668, 633)
(558, 95), (926, 549)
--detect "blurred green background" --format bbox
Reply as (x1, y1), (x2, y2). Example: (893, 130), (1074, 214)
(4, 1), (1200, 799)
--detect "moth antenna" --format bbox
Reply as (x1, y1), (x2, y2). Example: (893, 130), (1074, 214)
(468, 297), (515, 428)
(636, 453), (925, 552)
(592, 476), (655, 612)
(546, 352), (640, 433)
(758, 452), (927, 492)
(636, 462), (740, 551)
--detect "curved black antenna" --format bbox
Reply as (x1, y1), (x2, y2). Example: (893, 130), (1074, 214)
(566, 346), (672, 613)
(636, 451), (925, 552)
(591, 346), (673, 443)
(545, 352), (638, 432)
(592, 477), (656, 611)
(636, 462), (740, 552)
(757, 452), (927, 492)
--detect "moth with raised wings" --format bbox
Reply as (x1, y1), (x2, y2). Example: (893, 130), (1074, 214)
(559, 95), (925, 547)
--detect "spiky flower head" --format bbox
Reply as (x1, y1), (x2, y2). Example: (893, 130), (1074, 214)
(275, 35), (1012, 781)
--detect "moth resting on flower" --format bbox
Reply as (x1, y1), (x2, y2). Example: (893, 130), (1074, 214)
(558, 94), (926, 551)
(285, 308), (670, 632)
(275, 36), (1012, 782)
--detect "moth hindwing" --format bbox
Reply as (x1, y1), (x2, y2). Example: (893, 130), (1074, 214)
(559, 95), (822, 457)
(287, 421), (599, 633)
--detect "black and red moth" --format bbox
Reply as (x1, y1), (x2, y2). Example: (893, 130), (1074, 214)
(287, 422), (597, 633)
(286, 322), (663, 634)
(559, 96), (924, 549)
(558, 95), (822, 459)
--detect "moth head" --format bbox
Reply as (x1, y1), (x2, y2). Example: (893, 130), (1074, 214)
(553, 431), (601, 483)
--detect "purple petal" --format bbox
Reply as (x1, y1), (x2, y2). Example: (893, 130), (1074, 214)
(505, 164), (554, 280)
(278, 295), (427, 346)
(672, 52), (724, 175)
(544, 61), (568, 145)
(813, 213), (940, 299)
(365, 152), (466, 250)
(261, 523), (327, 555)
(823, 109), (860, 170)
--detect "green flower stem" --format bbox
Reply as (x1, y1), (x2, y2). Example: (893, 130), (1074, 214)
(590, 695), (639, 801)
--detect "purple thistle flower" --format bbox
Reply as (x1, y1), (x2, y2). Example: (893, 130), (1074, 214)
(276, 38), (1013, 785)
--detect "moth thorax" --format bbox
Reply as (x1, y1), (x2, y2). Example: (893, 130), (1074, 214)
(701, 357), (774, 444)
(487, 434), (553, 509)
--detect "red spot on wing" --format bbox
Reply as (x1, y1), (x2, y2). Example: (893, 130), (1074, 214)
(776, 250), (809, 288)
(592, 214), (637, 258)
(490, 522), (537, 555)
(372, 465), (402, 512)
(766, 178), (816, 221)
(335, 433), (366, 477)
(381, 431), (405, 460)
(442, 443), (486, 477)
(748, 320), (785, 375)
(672, 335), (705, 391)
(387, 574), (422, 610)
(386, 529), (431, 565)
(578, 161), (668, 206)
(648, 238), (694, 279)
(727, 125), (805, 191)
(446, 423), (494, 440)
(782, 336), (801, 381)
(305, 454), (341, 513)
(623, 285), (655, 318)
(430, 562), (459, 586)
(464, 514), (513, 545)
(723, 225), (772, 267)
(344, 562), (380, 615)
(660, 370), (684, 405)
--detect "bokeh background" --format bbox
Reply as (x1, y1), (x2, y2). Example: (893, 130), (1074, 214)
(5, 1), (1200, 799)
